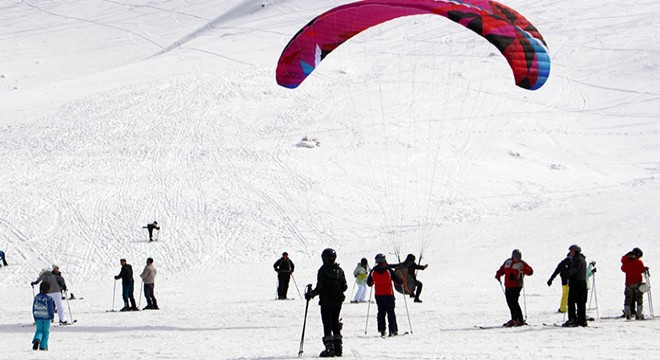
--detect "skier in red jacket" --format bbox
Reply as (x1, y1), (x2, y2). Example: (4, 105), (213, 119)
(367, 253), (402, 336)
(495, 249), (533, 327)
(621, 247), (647, 320)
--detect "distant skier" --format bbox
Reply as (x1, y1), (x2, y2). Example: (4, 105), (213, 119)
(621, 247), (647, 320)
(397, 254), (428, 303)
(563, 245), (588, 327)
(114, 258), (138, 311)
(31, 265), (69, 325)
(367, 253), (402, 337)
(273, 252), (295, 300)
(143, 221), (160, 242)
(32, 281), (55, 351)
(351, 258), (370, 303)
(495, 249), (533, 327)
(547, 252), (571, 313)
(0, 249), (7, 267)
(140, 258), (158, 310)
(305, 248), (348, 357)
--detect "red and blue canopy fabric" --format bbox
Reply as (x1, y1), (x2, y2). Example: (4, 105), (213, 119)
(276, 0), (550, 90)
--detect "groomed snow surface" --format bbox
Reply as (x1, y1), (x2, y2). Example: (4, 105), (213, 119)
(1, 0), (659, 359)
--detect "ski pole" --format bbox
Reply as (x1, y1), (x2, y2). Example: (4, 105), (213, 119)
(291, 273), (303, 300)
(65, 290), (74, 322)
(401, 283), (413, 334)
(522, 285), (528, 322)
(298, 284), (312, 357)
(364, 285), (373, 334)
(645, 268), (654, 319)
(31, 284), (35, 297)
(112, 279), (117, 311)
(138, 280), (143, 308)
(592, 272), (600, 320)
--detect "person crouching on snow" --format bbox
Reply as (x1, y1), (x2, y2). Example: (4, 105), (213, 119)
(32, 281), (54, 351)
(495, 249), (533, 327)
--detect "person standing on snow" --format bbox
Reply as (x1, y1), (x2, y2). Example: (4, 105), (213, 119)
(31, 265), (69, 325)
(397, 254), (428, 303)
(31, 281), (55, 351)
(143, 221), (160, 242)
(114, 258), (138, 311)
(367, 253), (402, 337)
(273, 252), (295, 300)
(140, 258), (158, 310)
(351, 258), (370, 303)
(621, 247), (647, 320)
(563, 244), (588, 327)
(305, 248), (348, 357)
(547, 252), (571, 313)
(495, 249), (533, 327)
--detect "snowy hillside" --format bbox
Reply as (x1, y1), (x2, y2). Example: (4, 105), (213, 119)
(1, 0), (659, 359)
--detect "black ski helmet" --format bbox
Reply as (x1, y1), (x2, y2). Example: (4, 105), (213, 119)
(569, 244), (581, 254)
(321, 248), (337, 264)
(632, 247), (643, 258)
(406, 254), (415, 262)
(511, 249), (522, 260)
(375, 253), (386, 263)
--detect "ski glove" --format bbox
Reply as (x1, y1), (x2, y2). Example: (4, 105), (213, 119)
(305, 290), (317, 300)
(547, 279), (552, 286)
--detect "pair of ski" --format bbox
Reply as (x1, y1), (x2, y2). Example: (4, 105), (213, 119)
(379, 331), (410, 338)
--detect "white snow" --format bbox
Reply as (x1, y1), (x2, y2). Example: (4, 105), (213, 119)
(1, 0), (659, 358)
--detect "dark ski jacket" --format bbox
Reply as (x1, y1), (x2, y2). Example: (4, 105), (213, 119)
(115, 264), (134, 284)
(146, 223), (160, 232)
(548, 256), (571, 285)
(33, 293), (55, 321)
(394, 260), (426, 278)
(568, 253), (587, 285)
(312, 263), (347, 307)
(32, 270), (67, 293)
(367, 264), (402, 296)
(273, 258), (295, 273)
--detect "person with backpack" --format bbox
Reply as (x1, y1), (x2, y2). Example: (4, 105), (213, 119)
(143, 221), (160, 242)
(140, 258), (158, 310)
(32, 281), (55, 351)
(31, 265), (69, 325)
(305, 248), (348, 357)
(114, 258), (138, 311)
(367, 253), (403, 337)
(351, 258), (370, 303)
(495, 249), (533, 327)
(547, 252), (571, 313)
(621, 247), (647, 320)
(563, 245), (588, 327)
(273, 252), (295, 300)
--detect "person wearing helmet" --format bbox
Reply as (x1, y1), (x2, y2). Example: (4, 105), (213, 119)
(305, 248), (348, 357)
(143, 221), (160, 242)
(563, 245), (588, 327)
(351, 258), (370, 303)
(273, 252), (295, 300)
(495, 249), (533, 327)
(367, 253), (403, 337)
(621, 247), (647, 320)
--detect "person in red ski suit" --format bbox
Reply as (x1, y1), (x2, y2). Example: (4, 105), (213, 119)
(621, 247), (647, 320)
(495, 249), (533, 327)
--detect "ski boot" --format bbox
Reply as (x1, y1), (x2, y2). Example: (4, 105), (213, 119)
(120, 301), (130, 312)
(636, 305), (644, 320)
(319, 335), (334, 357)
(333, 335), (343, 357)
(32, 339), (40, 351)
(624, 306), (632, 320)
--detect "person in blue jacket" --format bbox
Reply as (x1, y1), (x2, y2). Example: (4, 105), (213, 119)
(32, 281), (55, 351)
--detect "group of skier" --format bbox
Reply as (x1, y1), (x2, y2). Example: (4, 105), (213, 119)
(497, 244), (650, 328)
(27, 222), (162, 351)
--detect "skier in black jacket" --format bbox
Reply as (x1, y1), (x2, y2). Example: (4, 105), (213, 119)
(563, 245), (588, 327)
(547, 253), (571, 313)
(273, 252), (295, 300)
(143, 221), (160, 242)
(305, 248), (348, 357)
(114, 259), (138, 311)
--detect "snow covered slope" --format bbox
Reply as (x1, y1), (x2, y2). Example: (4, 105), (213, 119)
(0, 0), (659, 358)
